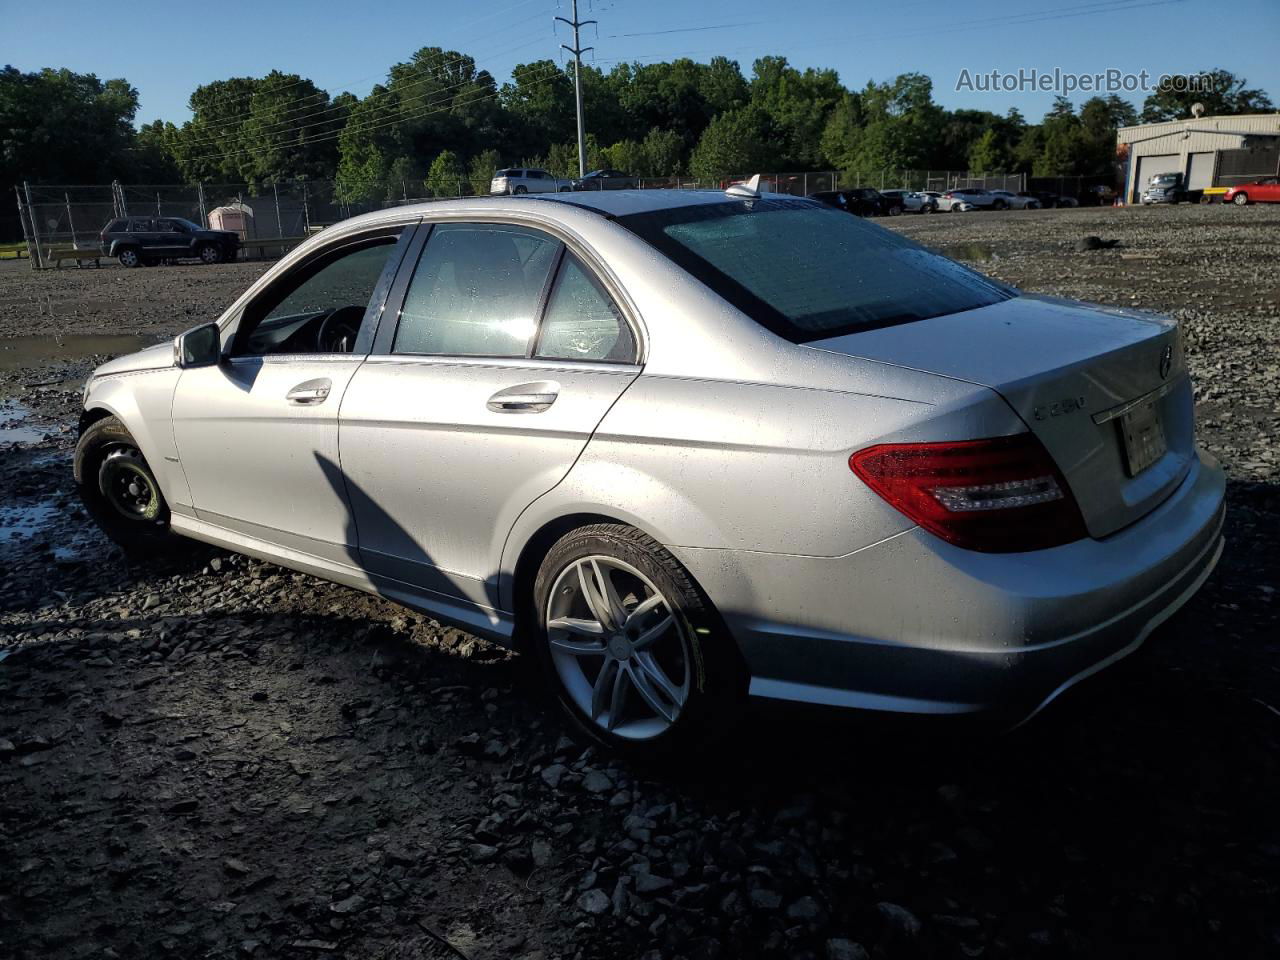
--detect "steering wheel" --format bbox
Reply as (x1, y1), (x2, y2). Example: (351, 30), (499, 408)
(314, 305), (365, 353)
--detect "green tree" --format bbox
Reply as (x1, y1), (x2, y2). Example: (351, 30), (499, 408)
(468, 148), (502, 195)
(1140, 68), (1274, 122)
(689, 106), (771, 179)
(967, 129), (1010, 173)
(0, 66), (145, 185)
(642, 127), (684, 176)
(425, 149), (464, 196)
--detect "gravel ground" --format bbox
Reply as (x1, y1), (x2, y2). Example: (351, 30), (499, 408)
(2, 205), (1278, 960)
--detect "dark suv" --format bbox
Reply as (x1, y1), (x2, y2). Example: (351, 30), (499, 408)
(99, 217), (240, 267)
(809, 188), (904, 217)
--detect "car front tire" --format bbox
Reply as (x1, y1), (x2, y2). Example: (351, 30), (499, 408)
(117, 247), (141, 268)
(197, 242), (221, 264)
(1233, 192), (1249, 206)
(513, 185), (528, 195)
(992, 199), (1007, 211)
(531, 523), (745, 760)
(75, 416), (174, 552)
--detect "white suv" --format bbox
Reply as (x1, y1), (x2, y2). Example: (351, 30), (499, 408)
(489, 167), (573, 195)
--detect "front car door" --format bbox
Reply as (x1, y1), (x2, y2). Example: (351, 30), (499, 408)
(170, 221), (415, 566)
(338, 219), (642, 627)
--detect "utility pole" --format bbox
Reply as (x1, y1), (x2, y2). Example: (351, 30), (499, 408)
(556, 0), (595, 178)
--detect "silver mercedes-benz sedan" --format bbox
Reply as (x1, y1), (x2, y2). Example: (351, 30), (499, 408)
(75, 186), (1225, 759)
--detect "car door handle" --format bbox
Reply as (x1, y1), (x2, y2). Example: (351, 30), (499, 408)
(287, 378), (332, 404)
(487, 381), (559, 413)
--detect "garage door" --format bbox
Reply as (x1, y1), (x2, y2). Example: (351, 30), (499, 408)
(1187, 152), (1215, 190)
(1134, 154), (1181, 200)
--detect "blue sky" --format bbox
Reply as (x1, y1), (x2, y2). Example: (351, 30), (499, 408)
(7, 0), (1278, 125)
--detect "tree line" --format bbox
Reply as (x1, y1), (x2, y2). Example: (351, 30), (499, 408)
(2, 58), (1273, 201)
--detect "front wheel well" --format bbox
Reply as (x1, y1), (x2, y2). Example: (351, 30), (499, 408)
(79, 406), (116, 437)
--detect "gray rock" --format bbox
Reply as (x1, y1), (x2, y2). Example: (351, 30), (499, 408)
(576, 888), (611, 915)
(634, 872), (674, 894)
(582, 770), (613, 794)
(329, 894), (365, 914)
(787, 895), (823, 921)
(468, 843), (499, 863)
(825, 939), (869, 960)
(877, 901), (923, 938)
(749, 888), (782, 912)
(540, 763), (568, 788)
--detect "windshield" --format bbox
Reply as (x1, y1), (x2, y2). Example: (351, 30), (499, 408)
(1152, 175), (1179, 184)
(616, 198), (1013, 341)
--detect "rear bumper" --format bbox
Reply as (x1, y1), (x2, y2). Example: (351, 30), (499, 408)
(675, 446), (1226, 719)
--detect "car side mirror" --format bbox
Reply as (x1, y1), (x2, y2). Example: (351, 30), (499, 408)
(175, 322), (221, 368)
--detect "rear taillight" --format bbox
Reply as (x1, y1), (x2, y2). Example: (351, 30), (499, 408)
(849, 434), (1087, 553)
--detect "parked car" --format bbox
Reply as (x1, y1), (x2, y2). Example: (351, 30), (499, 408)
(940, 188), (1005, 211)
(1223, 177), (1280, 205)
(1089, 184), (1118, 206)
(99, 217), (240, 268)
(881, 189), (937, 213)
(809, 188), (903, 217)
(490, 167), (573, 195)
(573, 169), (639, 190)
(1141, 173), (1201, 205)
(1023, 191), (1079, 209)
(986, 190), (1039, 210)
(75, 189), (1224, 759)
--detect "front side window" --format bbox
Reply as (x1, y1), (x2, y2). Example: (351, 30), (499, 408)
(536, 254), (635, 363)
(235, 232), (402, 356)
(393, 223), (559, 358)
(617, 198), (1012, 341)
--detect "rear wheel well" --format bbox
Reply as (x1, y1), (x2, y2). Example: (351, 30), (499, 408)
(512, 512), (678, 649)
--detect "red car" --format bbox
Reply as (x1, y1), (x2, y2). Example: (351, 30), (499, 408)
(1224, 177), (1280, 205)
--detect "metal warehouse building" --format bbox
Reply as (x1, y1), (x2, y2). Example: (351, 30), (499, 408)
(1117, 113), (1280, 203)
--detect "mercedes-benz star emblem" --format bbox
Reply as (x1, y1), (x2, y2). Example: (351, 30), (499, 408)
(1159, 344), (1173, 380)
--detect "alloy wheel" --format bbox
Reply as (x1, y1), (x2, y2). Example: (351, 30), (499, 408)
(545, 555), (691, 740)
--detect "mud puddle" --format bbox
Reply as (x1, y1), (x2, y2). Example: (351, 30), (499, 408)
(0, 399), (47, 443)
(0, 333), (150, 372)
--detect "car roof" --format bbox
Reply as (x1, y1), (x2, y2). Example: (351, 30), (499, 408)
(528, 189), (773, 216)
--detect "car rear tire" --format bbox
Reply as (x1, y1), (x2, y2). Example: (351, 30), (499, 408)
(75, 416), (174, 553)
(531, 523), (746, 760)
(559, 185), (571, 192)
(1233, 192), (1249, 206)
(117, 247), (141, 268)
(197, 242), (221, 264)
(888, 205), (902, 216)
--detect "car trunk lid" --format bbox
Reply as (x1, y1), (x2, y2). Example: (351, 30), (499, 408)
(810, 294), (1194, 538)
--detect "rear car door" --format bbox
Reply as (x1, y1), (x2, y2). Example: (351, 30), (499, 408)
(154, 219), (187, 255)
(338, 220), (641, 613)
(170, 222), (415, 564)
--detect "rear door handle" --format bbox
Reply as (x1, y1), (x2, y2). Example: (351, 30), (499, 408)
(487, 380), (559, 413)
(287, 378), (332, 404)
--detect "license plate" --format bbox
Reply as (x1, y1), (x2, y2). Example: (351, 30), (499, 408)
(1118, 401), (1167, 476)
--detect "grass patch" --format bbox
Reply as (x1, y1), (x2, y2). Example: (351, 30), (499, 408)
(0, 242), (29, 259)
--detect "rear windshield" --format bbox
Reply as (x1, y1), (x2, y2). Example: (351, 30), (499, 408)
(616, 198), (1013, 341)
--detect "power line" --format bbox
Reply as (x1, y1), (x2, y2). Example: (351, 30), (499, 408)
(176, 63), (568, 166)
(174, 33), (550, 149)
(171, 1), (553, 140)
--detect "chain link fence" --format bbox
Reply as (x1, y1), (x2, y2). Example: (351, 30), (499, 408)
(14, 169), (1062, 268)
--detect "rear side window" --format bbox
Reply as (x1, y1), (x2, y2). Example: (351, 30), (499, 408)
(617, 198), (1012, 341)
(393, 223), (559, 357)
(536, 254), (635, 363)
